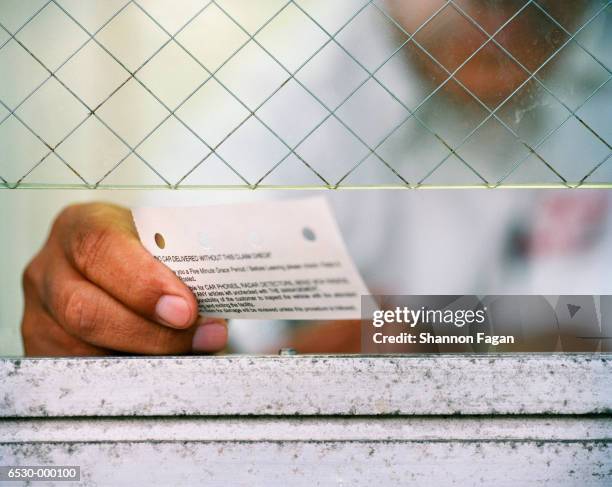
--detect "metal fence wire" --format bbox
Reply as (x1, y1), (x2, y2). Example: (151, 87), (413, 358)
(0, 0), (610, 189)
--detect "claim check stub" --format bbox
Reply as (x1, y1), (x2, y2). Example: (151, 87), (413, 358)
(132, 197), (369, 320)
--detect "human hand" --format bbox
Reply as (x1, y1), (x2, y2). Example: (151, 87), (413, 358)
(21, 203), (227, 356)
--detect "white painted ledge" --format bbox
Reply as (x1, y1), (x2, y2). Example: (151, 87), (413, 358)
(1, 354), (611, 417)
(2, 417), (611, 443)
(1, 354), (611, 485)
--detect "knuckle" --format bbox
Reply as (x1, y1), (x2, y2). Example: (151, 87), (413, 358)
(22, 258), (40, 294)
(23, 248), (50, 298)
(62, 287), (100, 339)
(59, 202), (102, 220)
(125, 262), (166, 303)
(55, 203), (87, 234)
(71, 221), (116, 276)
(20, 309), (35, 345)
(150, 326), (185, 354)
(59, 202), (127, 275)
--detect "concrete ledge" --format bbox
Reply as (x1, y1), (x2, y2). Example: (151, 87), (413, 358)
(2, 354), (611, 485)
(1, 354), (610, 417)
(1, 440), (609, 486)
(2, 417), (611, 443)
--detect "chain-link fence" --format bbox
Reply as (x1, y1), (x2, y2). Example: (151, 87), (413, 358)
(0, 0), (610, 189)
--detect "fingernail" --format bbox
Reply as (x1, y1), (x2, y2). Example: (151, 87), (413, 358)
(192, 321), (227, 353)
(155, 295), (192, 328)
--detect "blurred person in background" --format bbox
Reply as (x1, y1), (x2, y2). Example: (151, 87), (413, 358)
(272, 0), (612, 353)
(1, 0), (609, 356)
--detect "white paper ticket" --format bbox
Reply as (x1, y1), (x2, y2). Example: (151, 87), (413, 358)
(132, 197), (369, 320)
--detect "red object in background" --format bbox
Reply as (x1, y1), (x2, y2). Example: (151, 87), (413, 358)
(529, 193), (608, 256)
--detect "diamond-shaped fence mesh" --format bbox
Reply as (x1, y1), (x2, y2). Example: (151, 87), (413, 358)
(0, 0), (610, 189)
